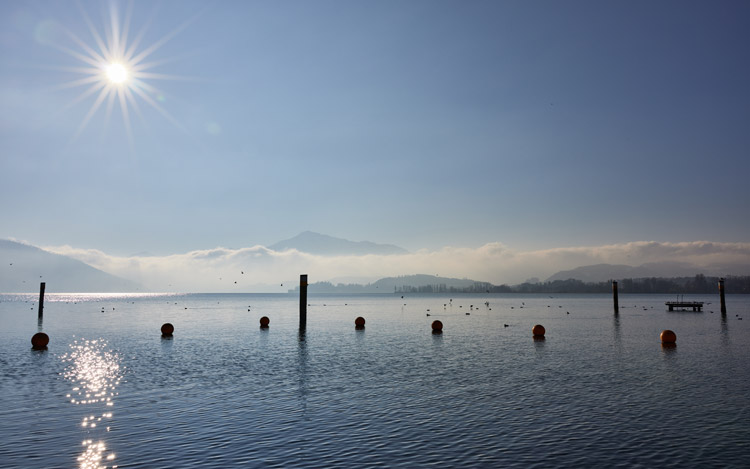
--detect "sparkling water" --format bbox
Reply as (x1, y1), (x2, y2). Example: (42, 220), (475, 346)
(1, 293), (748, 468)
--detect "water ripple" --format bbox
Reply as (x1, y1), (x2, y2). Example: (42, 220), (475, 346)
(61, 339), (122, 468)
(1, 294), (749, 467)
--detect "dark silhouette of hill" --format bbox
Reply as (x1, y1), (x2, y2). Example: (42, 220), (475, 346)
(291, 274), (498, 293)
(293, 272), (750, 294)
(0, 240), (143, 292)
(545, 262), (728, 283)
(269, 231), (408, 256)
(372, 274), (484, 291)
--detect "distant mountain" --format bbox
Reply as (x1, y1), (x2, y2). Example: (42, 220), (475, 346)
(269, 231), (408, 256)
(545, 261), (720, 283)
(0, 240), (143, 292)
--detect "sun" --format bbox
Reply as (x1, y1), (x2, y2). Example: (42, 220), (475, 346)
(50, 2), (198, 143)
(105, 63), (128, 84)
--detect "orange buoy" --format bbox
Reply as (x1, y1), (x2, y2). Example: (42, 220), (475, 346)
(532, 324), (545, 337)
(31, 332), (49, 350)
(660, 329), (676, 344)
(431, 320), (443, 333)
(355, 316), (365, 329)
(161, 323), (174, 336)
(260, 316), (270, 328)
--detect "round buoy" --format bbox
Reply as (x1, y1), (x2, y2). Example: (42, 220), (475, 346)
(31, 332), (49, 350)
(532, 324), (545, 337)
(431, 320), (443, 333)
(355, 316), (365, 329)
(161, 323), (174, 336)
(260, 316), (270, 328)
(660, 329), (676, 344)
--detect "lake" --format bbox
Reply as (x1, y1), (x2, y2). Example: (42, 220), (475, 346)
(1, 292), (748, 468)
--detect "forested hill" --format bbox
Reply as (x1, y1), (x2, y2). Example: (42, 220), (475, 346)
(294, 274), (750, 294)
(512, 275), (749, 294)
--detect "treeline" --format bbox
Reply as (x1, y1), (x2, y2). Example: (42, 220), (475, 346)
(394, 282), (510, 294)
(301, 275), (750, 294)
(398, 275), (750, 294)
(616, 275), (750, 294)
(394, 279), (611, 294)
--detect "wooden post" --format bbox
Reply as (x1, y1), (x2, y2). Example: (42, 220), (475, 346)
(612, 280), (619, 313)
(719, 278), (726, 314)
(299, 274), (308, 327)
(38, 282), (46, 321)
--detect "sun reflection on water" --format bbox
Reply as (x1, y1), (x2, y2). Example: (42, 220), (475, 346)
(61, 339), (122, 468)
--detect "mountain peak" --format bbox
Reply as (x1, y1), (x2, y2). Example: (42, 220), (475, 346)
(269, 232), (408, 256)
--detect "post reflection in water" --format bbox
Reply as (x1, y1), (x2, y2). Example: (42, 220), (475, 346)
(613, 313), (622, 349)
(297, 328), (309, 419)
(720, 312), (730, 346)
(61, 339), (122, 468)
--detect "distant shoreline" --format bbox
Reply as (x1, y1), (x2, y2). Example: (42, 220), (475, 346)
(289, 275), (750, 295)
(3, 290), (748, 298)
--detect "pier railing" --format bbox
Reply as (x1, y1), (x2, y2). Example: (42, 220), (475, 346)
(665, 301), (704, 312)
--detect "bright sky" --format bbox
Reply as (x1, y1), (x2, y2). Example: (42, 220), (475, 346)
(1, 1), (749, 289)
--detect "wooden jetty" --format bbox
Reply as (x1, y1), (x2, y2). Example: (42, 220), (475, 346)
(665, 301), (704, 312)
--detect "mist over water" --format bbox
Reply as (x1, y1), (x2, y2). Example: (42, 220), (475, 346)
(1, 293), (749, 468)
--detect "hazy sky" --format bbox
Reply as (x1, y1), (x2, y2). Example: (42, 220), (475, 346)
(2, 1), (749, 265)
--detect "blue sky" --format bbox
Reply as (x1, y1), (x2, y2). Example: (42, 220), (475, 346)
(2, 1), (749, 287)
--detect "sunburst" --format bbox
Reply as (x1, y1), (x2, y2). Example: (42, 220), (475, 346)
(49, 1), (199, 145)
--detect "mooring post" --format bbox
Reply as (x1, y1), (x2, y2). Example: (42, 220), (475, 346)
(300, 274), (308, 327)
(38, 282), (46, 321)
(719, 278), (726, 314)
(612, 280), (619, 313)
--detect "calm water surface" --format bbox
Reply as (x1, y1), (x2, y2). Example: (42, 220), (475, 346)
(1, 293), (749, 468)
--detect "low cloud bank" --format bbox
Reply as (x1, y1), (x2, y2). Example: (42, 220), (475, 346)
(44, 240), (750, 293)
